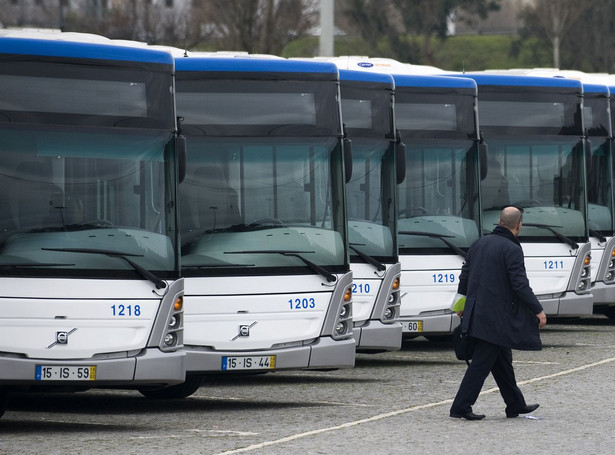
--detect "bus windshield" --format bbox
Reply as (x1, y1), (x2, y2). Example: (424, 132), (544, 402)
(180, 135), (347, 274)
(584, 95), (613, 236)
(397, 138), (481, 253)
(346, 138), (396, 260)
(0, 124), (178, 276)
(481, 136), (587, 241)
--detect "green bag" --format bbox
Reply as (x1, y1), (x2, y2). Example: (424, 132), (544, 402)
(450, 293), (466, 313)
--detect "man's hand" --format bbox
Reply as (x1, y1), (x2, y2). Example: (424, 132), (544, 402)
(536, 311), (547, 329)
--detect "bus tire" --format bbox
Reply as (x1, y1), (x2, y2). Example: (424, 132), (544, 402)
(0, 389), (8, 418)
(599, 307), (615, 320)
(425, 335), (453, 342)
(139, 374), (202, 399)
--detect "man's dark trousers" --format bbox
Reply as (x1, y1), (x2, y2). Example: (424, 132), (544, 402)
(450, 338), (526, 414)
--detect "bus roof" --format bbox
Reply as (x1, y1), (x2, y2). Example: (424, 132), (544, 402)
(392, 74), (477, 90)
(582, 83), (609, 95)
(458, 73), (582, 90)
(175, 57), (339, 77)
(0, 36), (173, 65)
(338, 69), (394, 86)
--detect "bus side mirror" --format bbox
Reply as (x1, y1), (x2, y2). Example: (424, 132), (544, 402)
(396, 140), (407, 184)
(479, 142), (488, 181)
(344, 137), (353, 183)
(177, 135), (187, 184)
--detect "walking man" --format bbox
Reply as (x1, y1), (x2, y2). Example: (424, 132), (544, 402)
(450, 206), (547, 420)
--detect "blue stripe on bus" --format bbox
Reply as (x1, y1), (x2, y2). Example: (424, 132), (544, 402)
(338, 69), (394, 85)
(457, 73), (583, 89)
(392, 74), (477, 90)
(0, 37), (173, 65)
(582, 83), (609, 94)
(175, 57), (338, 75)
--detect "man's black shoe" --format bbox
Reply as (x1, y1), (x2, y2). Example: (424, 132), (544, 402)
(506, 403), (539, 418)
(449, 411), (486, 420)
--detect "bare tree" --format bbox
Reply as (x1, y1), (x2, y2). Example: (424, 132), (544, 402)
(341, 0), (500, 64)
(523, 0), (594, 68)
(197, 0), (318, 55)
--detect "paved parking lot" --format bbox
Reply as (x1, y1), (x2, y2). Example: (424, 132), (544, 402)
(1, 315), (614, 454)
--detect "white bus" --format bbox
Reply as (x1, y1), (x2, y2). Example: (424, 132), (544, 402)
(461, 73), (593, 316)
(392, 74), (484, 339)
(320, 57), (483, 340)
(152, 57), (355, 398)
(580, 82), (615, 316)
(0, 35), (186, 415)
(338, 69), (403, 352)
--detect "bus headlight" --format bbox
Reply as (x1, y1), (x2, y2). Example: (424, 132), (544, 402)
(164, 332), (176, 346)
(168, 315), (180, 329)
(335, 321), (347, 334)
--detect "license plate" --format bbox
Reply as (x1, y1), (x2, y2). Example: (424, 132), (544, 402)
(221, 355), (276, 371)
(402, 320), (423, 333)
(35, 365), (96, 381)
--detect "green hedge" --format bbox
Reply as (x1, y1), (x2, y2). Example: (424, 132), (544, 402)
(282, 34), (553, 71)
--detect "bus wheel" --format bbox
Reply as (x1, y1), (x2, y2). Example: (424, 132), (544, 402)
(425, 335), (453, 342)
(0, 389), (8, 418)
(139, 374), (202, 399)
(599, 307), (615, 320)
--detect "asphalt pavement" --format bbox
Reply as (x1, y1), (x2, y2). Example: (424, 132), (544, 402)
(1, 315), (614, 455)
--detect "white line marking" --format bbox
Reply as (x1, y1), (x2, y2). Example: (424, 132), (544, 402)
(213, 356), (615, 455)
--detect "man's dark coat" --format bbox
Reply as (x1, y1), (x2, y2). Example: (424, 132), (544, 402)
(458, 225), (543, 350)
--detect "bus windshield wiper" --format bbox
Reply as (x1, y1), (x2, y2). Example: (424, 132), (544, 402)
(349, 244), (386, 271)
(183, 264), (256, 269)
(25, 222), (115, 233)
(183, 255), (255, 269)
(522, 223), (579, 249)
(589, 228), (607, 243)
(398, 231), (467, 259)
(224, 250), (336, 282)
(0, 262), (75, 268)
(200, 222), (287, 234)
(41, 247), (167, 289)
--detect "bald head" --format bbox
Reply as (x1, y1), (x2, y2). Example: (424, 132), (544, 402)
(498, 206), (523, 234)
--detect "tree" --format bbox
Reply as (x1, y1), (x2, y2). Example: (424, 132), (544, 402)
(341, 0), (500, 64)
(521, 0), (594, 69)
(560, 1), (615, 72)
(196, 0), (318, 55)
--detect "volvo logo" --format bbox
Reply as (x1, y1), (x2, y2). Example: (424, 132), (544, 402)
(231, 322), (257, 341)
(47, 328), (77, 349)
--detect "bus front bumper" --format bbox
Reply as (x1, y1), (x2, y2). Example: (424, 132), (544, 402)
(354, 320), (402, 353)
(400, 312), (458, 337)
(185, 336), (356, 373)
(539, 292), (593, 316)
(590, 281), (615, 308)
(0, 348), (185, 387)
